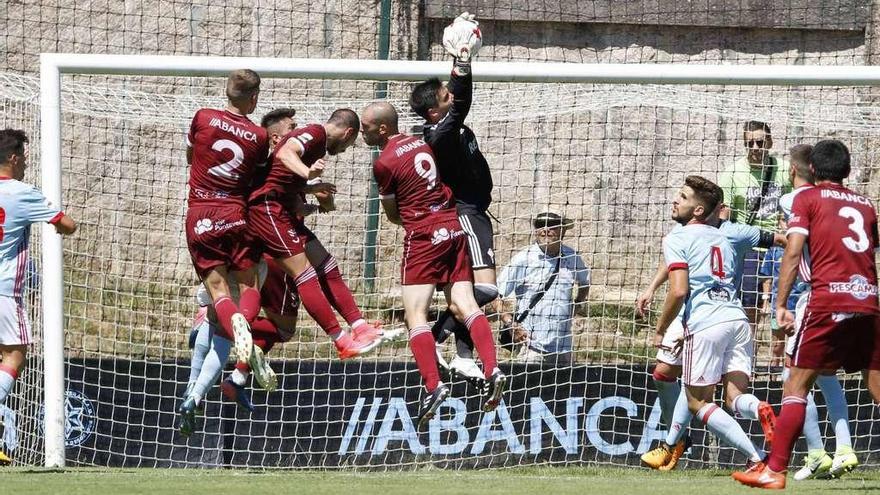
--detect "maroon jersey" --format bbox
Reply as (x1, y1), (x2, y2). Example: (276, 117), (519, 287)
(788, 183), (880, 314)
(373, 134), (456, 230)
(187, 109), (268, 207)
(250, 124), (327, 201)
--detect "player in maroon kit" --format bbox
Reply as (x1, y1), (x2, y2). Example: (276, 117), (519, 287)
(360, 101), (506, 428)
(185, 69), (270, 382)
(734, 139), (880, 489)
(248, 109), (383, 359)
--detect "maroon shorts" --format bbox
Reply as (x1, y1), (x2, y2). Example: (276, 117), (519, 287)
(402, 218), (473, 286)
(791, 310), (880, 373)
(248, 197), (316, 260)
(261, 258), (300, 318)
(185, 205), (254, 277)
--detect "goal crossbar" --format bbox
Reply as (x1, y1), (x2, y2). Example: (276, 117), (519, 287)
(38, 52), (880, 468)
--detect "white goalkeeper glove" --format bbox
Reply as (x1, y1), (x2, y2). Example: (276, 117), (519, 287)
(442, 11), (482, 63)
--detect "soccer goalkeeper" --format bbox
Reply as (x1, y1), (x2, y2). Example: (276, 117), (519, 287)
(409, 12), (496, 386)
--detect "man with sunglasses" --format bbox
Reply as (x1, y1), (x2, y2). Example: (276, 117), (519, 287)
(717, 121), (791, 327)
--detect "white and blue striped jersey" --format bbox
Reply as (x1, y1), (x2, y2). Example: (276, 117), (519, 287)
(663, 223), (748, 334)
(0, 178), (62, 297)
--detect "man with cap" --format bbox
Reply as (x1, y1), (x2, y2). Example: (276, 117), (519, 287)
(494, 212), (591, 365)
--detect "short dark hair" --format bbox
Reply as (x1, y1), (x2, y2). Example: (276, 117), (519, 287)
(743, 120), (771, 135)
(327, 108), (360, 129)
(0, 129), (28, 164)
(409, 78), (442, 119)
(261, 107), (297, 128)
(685, 175), (723, 217)
(810, 139), (851, 182)
(789, 144), (814, 182)
(226, 69), (261, 101)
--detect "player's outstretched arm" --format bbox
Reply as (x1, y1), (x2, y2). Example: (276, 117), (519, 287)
(275, 138), (312, 179)
(636, 255), (668, 318)
(53, 214), (76, 235)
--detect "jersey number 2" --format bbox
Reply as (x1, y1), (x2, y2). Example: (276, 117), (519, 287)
(208, 139), (245, 180)
(710, 246), (725, 278)
(839, 206), (870, 253)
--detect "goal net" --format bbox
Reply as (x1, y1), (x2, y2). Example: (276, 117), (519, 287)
(2, 59), (880, 469)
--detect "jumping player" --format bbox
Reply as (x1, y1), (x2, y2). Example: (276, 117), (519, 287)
(185, 69), (270, 380)
(361, 101), (505, 428)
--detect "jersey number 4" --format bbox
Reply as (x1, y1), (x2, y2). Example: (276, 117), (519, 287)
(710, 245), (725, 278)
(839, 206), (870, 253)
(208, 140), (245, 180)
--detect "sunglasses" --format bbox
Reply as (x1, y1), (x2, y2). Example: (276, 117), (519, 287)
(746, 139), (767, 148)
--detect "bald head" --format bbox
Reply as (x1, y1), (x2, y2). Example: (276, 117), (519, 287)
(361, 102), (400, 147)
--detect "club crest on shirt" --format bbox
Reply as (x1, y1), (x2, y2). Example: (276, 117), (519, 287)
(829, 274), (878, 300)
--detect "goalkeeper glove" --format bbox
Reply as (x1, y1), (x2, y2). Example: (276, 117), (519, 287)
(442, 11), (482, 63)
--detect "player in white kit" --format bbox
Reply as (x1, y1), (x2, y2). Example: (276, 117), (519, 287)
(652, 176), (771, 471)
(0, 130), (76, 464)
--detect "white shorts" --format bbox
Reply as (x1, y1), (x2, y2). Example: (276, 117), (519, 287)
(682, 319), (753, 386)
(656, 318), (685, 366)
(0, 295), (32, 346)
(785, 290), (811, 357)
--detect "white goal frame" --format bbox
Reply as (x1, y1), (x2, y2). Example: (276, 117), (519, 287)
(39, 52), (880, 468)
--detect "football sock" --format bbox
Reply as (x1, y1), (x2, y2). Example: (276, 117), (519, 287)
(238, 287), (261, 323)
(732, 393), (761, 420)
(231, 362), (249, 386)
(191, 324), (230, 403)
(665, 387), (692, 446)
(803, 392), (824, 451)
(187, 320), (212, 386)
(816, 374), (852, 450)
(212, 296), (239, 341)
(768, 396), (808, 472)
(0, 364), (18, 406)
(652, 369), (680, 428)
(294, 266), (342, 336)
(250, 317), (282, 353)
(432, 283), (497, 359)
(697, 403), (763, 462)
(409, 325), (440, 392)
(315, 255), (363, 325)
(464, 311), (497, 377)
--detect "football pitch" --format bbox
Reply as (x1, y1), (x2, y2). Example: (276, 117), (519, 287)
(4, 466), (880, 495)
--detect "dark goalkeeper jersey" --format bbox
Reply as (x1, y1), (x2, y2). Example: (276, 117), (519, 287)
(422, 65), (493, 213)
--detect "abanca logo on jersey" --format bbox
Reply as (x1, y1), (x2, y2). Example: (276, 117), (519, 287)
(829, 274), (878, 300)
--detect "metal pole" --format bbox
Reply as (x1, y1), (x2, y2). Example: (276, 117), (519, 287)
(39, 54), (66, 468)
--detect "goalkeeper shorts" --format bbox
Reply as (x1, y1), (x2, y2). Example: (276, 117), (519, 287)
(0, 295), (32, 346)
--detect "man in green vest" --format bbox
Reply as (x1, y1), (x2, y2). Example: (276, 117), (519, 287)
(716, 121), (790, 325)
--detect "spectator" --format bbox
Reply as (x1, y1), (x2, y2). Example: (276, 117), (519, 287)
(495, 212), (590, 366)
(716, 121), (791, 324)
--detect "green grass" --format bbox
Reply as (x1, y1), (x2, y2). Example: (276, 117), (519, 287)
(3, 466), (880, 495)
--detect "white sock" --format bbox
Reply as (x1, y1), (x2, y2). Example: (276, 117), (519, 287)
(803, 392), (824, 451)
(732, 393), (761, 421)
(697, 403), (763, 462)
(654, 377), (680, 428)
(350, 319), (366, 330)
(187, 320), (212, 387)
(0, 366), (16, 406)
(231, 368), (248, 386)
(665, 387), (692, 446)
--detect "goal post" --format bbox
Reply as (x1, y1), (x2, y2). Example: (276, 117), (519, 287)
(33, 53), (880, 469)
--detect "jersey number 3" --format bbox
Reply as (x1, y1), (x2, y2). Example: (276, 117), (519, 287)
(839, 206), (870, 253)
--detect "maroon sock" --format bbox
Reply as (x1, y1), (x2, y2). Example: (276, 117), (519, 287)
(235, 361), (250, 373)
(409, 325), (440, 391)
(295, 266), (342, 336)
(251, 317), (281, 353)
(464, 311), (497, 378)
(212, 296), (238, 341)
(768, 396), (807, 472)
(239, 287), (261, 323)
(316, 256), (363, 325)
